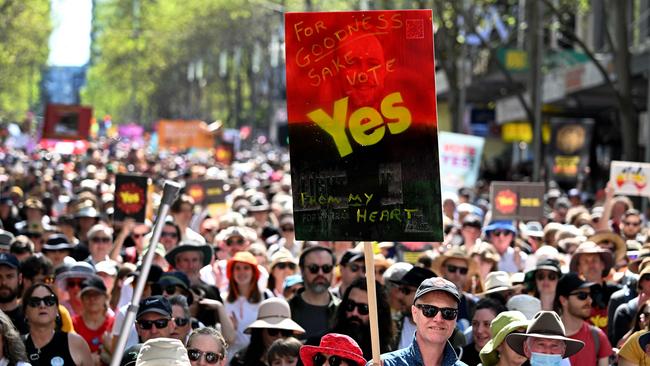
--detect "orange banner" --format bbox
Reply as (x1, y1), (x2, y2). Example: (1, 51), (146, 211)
(157, 120), (214, 151)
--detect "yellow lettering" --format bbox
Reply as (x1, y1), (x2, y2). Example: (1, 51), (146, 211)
(390, 209), (401, 221)
(369, 211), (377, 222)
(348, 107), (385, 147)
(364, 193), (373, 205)
(120, 192), (140, 204)
(380, 210), (390, 221)
(307, 97), (352, 157)
(381, 92), (412, 134)
(357, 209), (367, 222)
(404, 209), (417, 219)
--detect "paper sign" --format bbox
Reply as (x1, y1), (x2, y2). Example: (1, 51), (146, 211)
(439, 132), (485, 193)
(490, 182), (545, 221)
(285, 10), (442, 241)
(114, 174), (149, 223)
(610, 161), (650, 197)
(42, 104), (92, 140)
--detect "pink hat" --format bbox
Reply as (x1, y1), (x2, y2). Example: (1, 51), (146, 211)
(300, 334), (366, 366)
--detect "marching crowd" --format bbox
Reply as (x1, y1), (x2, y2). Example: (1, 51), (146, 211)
(1, 140), (650, 366)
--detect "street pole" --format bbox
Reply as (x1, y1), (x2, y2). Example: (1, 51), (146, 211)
(530, 0), (543, 182)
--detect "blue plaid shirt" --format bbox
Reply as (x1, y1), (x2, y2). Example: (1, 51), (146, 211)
(373, 334), (467, 366)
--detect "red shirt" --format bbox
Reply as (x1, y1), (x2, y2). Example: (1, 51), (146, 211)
(568, 321), (613, 366)
(72, 313), (115, 353)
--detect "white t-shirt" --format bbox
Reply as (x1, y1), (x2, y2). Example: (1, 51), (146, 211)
(111, 304), (139, 350)
(223, 295), (262, 362)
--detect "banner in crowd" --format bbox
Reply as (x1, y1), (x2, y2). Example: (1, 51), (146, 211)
(546, 117), (594, 183)
(490, 181), (545, 221)
(185, 179), (228, 205)
(438, 132), (485, 193)
(285, 10), (442, 241)
(114, 174), (149, 222)
(157, 120), (214, 151)
(42, 104), (92, 140)
(610, 160), (650, 197)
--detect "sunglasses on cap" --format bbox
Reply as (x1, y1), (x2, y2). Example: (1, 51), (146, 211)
(136, 318), (171, 330)
(161, 232), (178, 239)
(415, 304), (458, 320)
(344, 299), (369, 315)
(306, 264), (333, 274)
(187, 349), (223, 364)
(347, 263), (365, 273)
(312, 354), (355, 366)
(535, 272), (558, 281)
(569, 291), (591, 301)
(174, 317), (190, 327)
(266, 328), (293, 337)
(27, 294), (57, 308)
(446, 264), (468, 275)
(226, 238), (245, 246)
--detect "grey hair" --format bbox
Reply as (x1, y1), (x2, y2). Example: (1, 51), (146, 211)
(187, 327), (228, 358)
(169, 294), (191, 319)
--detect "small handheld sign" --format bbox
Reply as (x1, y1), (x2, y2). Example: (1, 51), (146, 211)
(610, 161), (650, 197)
(114, 174), (149, 223)
(490, 182), (545, 221)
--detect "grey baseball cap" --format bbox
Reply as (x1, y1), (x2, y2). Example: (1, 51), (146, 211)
(414, 277), (461, 304)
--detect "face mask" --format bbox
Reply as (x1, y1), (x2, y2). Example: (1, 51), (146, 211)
(530, 352), (562, 366)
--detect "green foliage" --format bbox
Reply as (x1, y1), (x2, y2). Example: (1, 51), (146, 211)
(0, 0), (51, 122)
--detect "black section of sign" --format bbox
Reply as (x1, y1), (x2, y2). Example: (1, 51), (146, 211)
(490, 182), (545, 221)
(114, 174), (148, 223)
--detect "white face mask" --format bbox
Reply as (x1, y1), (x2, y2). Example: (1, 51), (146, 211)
(530, 352), (562, 366)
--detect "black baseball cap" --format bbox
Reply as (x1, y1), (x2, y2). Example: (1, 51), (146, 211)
(79, 275), (108, 297)
(414, 277), (461, 304)
(340, 250), (364, 266)
(557, 272), (595, 297)
(0, 253), (19, 269)
(392, 266), (436, 288)
(137, 295), (172, 319)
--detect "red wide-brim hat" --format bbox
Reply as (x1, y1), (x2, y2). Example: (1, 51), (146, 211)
(300, 334), (367, 366)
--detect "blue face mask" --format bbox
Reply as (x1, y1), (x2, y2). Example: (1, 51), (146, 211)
(530, 352), (563, 366)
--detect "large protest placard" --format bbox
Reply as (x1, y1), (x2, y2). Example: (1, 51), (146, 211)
(114, 174), (149, 223)
(610, 161), (650, 197)
(157, 120), (214, 151)
(438, 132), (484, 194)
(547, 117), (594, 184)
(285, 10), (442, 241)
(490, 182), (545, 221)
(185, 179), (228, 205)
(42, 104), (92, 140)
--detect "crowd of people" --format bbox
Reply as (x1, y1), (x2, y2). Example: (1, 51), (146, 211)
(0, 140), (649, 366)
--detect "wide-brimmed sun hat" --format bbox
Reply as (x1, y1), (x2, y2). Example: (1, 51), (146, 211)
(245, 297), (304, 334)
(505, 311), (584, 358)
(226, 251), (260, 281)
(569, 241), (614, 275)
(300, 333), (366, 366)
(432, 247), (477, 277)
(479, 271), (516, 296)
(164, 240), (213, 267)
(479, 311), (529, 366)
(589, 230), (626, 264)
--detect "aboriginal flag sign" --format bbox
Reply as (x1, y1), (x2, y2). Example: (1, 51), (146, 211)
(285, 10), (442, 241)
(114, 174), (149, 223)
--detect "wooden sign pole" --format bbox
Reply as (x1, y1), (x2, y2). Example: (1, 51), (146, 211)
(363, 241), (381, 366)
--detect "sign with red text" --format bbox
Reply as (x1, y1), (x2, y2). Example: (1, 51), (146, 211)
(438, 132), (484, 194)
(42, 104), (92, 140)
(285, 10), (442, 241)
(490, 182), (545, 221)
(115, 174), (149, 223)
(610, 161), (650, 197)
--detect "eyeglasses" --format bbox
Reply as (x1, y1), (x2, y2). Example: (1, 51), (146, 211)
(91, 237), (111, 243)
(161, 232), (178, 239)
(226, 238), (245, 246)
(399, 286), (415, 295)
(174, 317), (190, 327)
(569, 291), (591, 301)
(306, 264), (333, 274)
(491, 230), (512, 237)
(266, 328), (293, 337)
(27, 295), (57, 308)
(187, 349), (223, 364)
(415, 304), (458, 320)
(312, 354), (355, 366)
(347, 263), (366, 273)
(624, 221), (641, 226)
(446, 265), (468, 275)
(535, 272), (558, 281)
(281, 226), (294, 232)
(275, 262), (296, 270)
(67, 280), (84, 288)
(344, 300), (369, 315)
(136, 318), (171, 330)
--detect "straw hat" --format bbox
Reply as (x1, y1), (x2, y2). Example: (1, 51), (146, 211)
(432, 247), (477, 276)
(300, 333), (366, 366)
(569, 241), (614, 275)
(589, 230), (626, 264)
(478, 271), (515, 296)
(479, 311), (529, 366)
(245, 297), (304, 334)
(270, 248), (297, 270)
(505, 311), (585, 358)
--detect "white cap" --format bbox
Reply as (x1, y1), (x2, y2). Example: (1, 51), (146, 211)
(506, 294), (541, 320)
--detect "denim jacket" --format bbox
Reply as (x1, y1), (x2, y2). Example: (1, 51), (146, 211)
(373, 334), (467, 366)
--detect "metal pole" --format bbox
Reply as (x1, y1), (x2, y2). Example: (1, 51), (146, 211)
(530, 0), (543, 182)
(110, 181), (181, 366)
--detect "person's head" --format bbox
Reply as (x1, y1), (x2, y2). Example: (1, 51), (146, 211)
(160, 222), (181, 252)
(621, 209), (643, 237)
(299, 246), (335, 295)
(434, 249), (472, 292)
(0, 310), (28, 363)
(569, 241), (612, 283)
(131, 223), (151, 251)
(226, 251), (261, 303)
(638, 267), (650, 297)
(527, 258), (561, 296)
(42, 234), (73, 267)
(633, 300), (650, 332)
(339, 251), (365, 291)
(479, 311), (529, 366)
(299, 333), (367, 366)
(170, 195), (195, 226)
(217, 226), (252, 258)
(282, 275), (303, 300)
(135, 295), (175, 342)
(9, 236), (33, 261)
(556, 273), (593, 320)
(95, 260), (117, 294)
(460, 215), (482, 245)
(186, 327), (227, 366)
(392, 266), (436, 313)
(269, 249), (297, 291)
(0, 253), (21, 304)
(169, 295), (192, 342)
(79, 275), (108, 314)
(199, 218), (219, 244)
(411, 277), (461, 346)
(267, 337), (302, 366)
(166, 241), (213, 279)
(22, 283), (59, 328)
(485, 221), (516, 254)
(470, 242), (500, 279)
(472, 298), (506, 350)
(87, 224), (113, 260)
(20, 254), (54, 294)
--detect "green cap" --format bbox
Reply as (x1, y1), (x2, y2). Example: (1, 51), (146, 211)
(144, 242), (166, 258)
(479, 311), (529, 366)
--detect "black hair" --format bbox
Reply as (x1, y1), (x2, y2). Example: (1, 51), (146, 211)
(474, 297), (506, 316)
(298, 246), (335, 269)
(20, 255), (53, 280)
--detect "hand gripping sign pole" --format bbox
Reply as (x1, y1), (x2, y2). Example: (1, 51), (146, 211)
(363, 241), (381, 366)
(110, 181), (181, 366)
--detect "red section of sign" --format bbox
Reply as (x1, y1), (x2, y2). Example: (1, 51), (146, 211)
(187, 183), (206, 204)
(285, 10), (436, 130)
(116, 182), (146, 215)
(42, 104), (92, 141)
(495, 189), (517, 214)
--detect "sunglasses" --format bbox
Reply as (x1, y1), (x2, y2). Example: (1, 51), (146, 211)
(163, 285), (182, 295)
(347, 263), (366, 273)
(226, 238), (245, 246)
(275, 262), (296, 270)
(91, 237), (111, 243)
(67, 280), (84, 288)
(187, 349), (223, 364)
(266, 328), (293, 337)
(344, 300), (369, 315)
(312, 354), (354, 366)
(415, 304), (458, 320)
(491, 230), (512, 237)
(446, 265), (468, 275)
(281, 226), (294, 232)
(624, 221), (641, 226)
(132, 233), (147, 239)
(569, 291), (591, 301)
(175, 317), (190, 327)
(161, 232), (178, 239)
(535, 272), (558, 281)
(136, 318), (171, 330)
(399, 286), (415, 295)
(306, 264), (333, 274)
(27, 295), (57, 308)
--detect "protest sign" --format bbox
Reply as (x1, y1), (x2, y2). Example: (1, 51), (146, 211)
(157, 120), (214, 151)
(438, 132), (484, 193)
(610, 160), (650, 197)
(490, 181), (545, 221)
(185, 179), (228, 205)
(285, 10), (442, 241)
(547, 118), (593, 183)
(215, 143), (235, 165)
(114, 174), (149, 223)
(42, 104), (92, 140)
